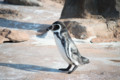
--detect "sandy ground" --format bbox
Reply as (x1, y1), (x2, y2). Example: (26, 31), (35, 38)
(0, 0), (120, 80)
(0, 42), (120, 80)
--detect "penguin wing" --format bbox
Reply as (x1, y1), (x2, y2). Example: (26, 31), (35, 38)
(61, 32), (69, 47)
(70, 43), (80, 56)
(70, 43), (90, 64)
(61, 31), (80, 55)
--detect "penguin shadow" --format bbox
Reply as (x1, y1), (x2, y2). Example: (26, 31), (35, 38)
(0, 63), (62, 73)
(0, 1), (4, 4)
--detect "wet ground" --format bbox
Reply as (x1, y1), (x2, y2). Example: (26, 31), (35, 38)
(0, 1), (120, 80)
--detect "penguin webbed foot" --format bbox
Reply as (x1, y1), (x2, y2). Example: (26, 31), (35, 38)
(59, 68), (69, 71)
(59, 68), (72, 74)
(59, 64), (72, 71)
(67, 65), (78, 74)
(59, 64), (78, 74)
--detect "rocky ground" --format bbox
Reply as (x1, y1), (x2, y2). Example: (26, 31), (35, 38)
(0, 0), (120, 80)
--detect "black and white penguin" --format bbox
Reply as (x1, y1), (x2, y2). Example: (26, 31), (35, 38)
(47, 21), (89, 74)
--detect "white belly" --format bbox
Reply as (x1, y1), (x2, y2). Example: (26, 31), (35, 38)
(54, 35), (72, 64)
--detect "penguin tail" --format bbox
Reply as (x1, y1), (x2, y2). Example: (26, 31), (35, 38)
(81, 56), (90, 64)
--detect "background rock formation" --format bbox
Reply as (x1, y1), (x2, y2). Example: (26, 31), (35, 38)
(61, 0), (120, 19)
(60, 0), (120, 42)
(63, 21), (88, 39)
(60, 19), (120, 42)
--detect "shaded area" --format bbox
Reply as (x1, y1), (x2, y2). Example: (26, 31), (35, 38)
(97, 0), (119, 19)
(0, 18), (52, 44)
(3, 0), (42, 6)
(0, 63), (61, 73)
(61, 0), (120, 19)
(0, 18), (49, 30)
(64, 21), (88, 39)
(0, 0), (4, 3)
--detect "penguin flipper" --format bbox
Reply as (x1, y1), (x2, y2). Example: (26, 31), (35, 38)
(71, 46), (90, 64)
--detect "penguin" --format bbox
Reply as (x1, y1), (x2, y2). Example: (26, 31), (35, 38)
(47, 21), (89, 74)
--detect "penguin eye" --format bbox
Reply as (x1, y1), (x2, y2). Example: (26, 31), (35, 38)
(53, 24), (60, 30)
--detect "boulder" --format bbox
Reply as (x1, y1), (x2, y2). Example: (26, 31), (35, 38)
(0, 36), (9, 44)
(60, 19), (120, 42)
(0, 29), (11, 37)
(64, 21), (88, 39)
(0, 36), (5, 43)
(4, 0), (42, 6)
(7, 30), (29, 42)
(60, 0), (120, 42)
(0, 28), (29, 43)
(0, 29), (10, 43)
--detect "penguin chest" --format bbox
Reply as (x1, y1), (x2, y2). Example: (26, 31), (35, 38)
(54, 35), (72, 64)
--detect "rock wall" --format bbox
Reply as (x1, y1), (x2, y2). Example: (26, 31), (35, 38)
(60, 0), (120, 42)
(61, 0), (120, 19)
(60, 19), (120, 42)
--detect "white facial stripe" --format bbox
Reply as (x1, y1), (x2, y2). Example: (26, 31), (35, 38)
(52, 24), (62, 33)
(52, 24), (62, 39)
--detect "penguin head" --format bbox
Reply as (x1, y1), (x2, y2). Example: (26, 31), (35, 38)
(48, 21), (66, 33)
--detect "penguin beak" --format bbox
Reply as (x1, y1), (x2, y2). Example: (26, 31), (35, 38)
(46, 25), (53, 31)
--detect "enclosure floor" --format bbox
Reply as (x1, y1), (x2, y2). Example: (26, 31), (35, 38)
(0, 43), (120, 80)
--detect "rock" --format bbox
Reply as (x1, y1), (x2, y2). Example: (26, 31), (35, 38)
(60, 19), (120, 42)
(0, 36), (9, 44)
(91, 38), (120, 43)
(0, 28), (29, 43)
(0, 36), (4, 43)
(64, 21), (88, 39)
(106, 20), (120, 39)
(60, 0), (120, 42)
(117, 20), (120, 27)
(7, 30), (29, 42)
(4, 0), (42, 6)
(0, 29), (11, 37)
